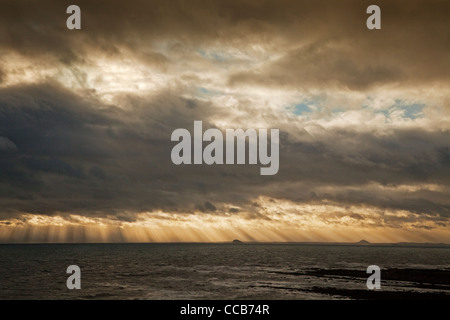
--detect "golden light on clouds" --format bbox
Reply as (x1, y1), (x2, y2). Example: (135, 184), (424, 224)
(1, 196), (448, 243)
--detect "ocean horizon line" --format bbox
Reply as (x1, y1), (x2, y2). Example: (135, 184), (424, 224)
(0, 240), (449, 247)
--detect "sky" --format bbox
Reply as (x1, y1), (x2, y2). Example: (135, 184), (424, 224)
(0, 0), (449, 243)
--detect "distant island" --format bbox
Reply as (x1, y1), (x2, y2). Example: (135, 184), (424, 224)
(355, 239), (371, 245)
(232, 239), (243, 244)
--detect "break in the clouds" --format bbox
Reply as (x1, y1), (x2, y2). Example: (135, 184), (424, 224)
(0, 0), (449, 243)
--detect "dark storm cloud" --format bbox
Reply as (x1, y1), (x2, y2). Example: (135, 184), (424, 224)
(0, 83), (268, 217)
(228, 42), (405, 90)
(195, 201), (217, 213)
(0, 0), (448, 89)
(0, 137), (17, 151)
(0, 83), (176, 216)
(0, 82), (449, 220)
(226, 0), (450, 90)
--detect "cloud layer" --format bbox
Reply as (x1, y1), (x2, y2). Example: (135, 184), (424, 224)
(0, 0), (449, 242)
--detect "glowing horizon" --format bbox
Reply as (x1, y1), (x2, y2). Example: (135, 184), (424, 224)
(2, 196), (449, 244)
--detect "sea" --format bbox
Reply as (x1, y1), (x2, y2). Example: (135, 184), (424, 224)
(0, 243), (449, 300)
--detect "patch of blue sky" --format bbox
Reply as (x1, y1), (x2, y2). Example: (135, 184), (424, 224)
(195, 87), (221, 98)
(395, 101), (425, 119)
(294, 103), (312, 115)
(197, 49), (207, 57)
(287, 101), (315, 116)
(374, 109), (390, 117)
(197, 49), (229, 62)
(374, 100), (425, 120)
